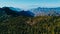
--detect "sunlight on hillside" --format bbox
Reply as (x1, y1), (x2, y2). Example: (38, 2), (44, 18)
(0, 16), (60, 34)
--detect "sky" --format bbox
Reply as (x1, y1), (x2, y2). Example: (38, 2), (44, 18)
(0, 0), (60, 9)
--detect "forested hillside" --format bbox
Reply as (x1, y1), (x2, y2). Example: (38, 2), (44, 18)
(0, 16), (60, 34)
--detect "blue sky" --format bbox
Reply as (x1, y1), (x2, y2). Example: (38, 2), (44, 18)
(0, 0), (60, 9)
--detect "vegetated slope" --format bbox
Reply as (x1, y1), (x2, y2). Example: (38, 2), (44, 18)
(0, 7), (60, 34)
(0, 16), (60, 34)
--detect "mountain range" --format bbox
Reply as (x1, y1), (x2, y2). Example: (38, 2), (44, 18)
(30, 7), (60, 16)
(0, 7), (60, 17)
(0, 7), (35, 17)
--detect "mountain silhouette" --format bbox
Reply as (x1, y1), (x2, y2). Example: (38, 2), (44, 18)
(2, 7), (35, 17)
(0, 7), (60, 17)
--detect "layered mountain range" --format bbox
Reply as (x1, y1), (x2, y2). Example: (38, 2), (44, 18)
(0, 7), (35, 17)
(0, 7), (60, 17)
(30, 7), (60, 16)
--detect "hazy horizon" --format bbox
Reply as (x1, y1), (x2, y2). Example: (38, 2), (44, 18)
(0, 0), (60, 9)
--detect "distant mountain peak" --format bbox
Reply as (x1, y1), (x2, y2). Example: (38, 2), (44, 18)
(29, 7), (60, 16)
(3, 7), (23, 12)
(9, 7), (22, 11)
(1, 7), (35, 17)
